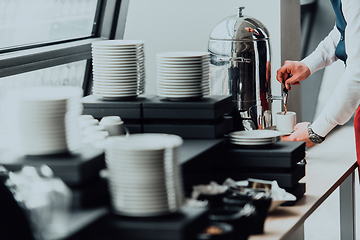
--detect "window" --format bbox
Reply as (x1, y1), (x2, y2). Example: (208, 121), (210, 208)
(0, 0), (130, 136)
(0, 0), (99, 49)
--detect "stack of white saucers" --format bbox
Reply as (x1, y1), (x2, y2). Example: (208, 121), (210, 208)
(229, 130), (282, 146)
(156, 51), (210, 100)
(6, 86), (83, 155)
(105, 133), (184, 217)
(91, 40), (145, 100)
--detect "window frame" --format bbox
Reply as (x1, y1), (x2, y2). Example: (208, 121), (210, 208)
(0, 0), (130, 96)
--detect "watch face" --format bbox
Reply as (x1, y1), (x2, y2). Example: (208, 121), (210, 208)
(309, 134), (323, 144)
(307, 124), (324, 144)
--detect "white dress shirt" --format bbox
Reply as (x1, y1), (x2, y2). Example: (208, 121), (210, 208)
(301, 0), (360, 137)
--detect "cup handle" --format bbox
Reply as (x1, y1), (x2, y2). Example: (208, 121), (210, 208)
(124, 125), (130, 137)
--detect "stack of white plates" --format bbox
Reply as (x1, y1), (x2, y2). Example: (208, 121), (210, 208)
(229, 130), (282, 146)
(7, 86), (83, 155)
(105, 133), (184, 217)
(91, 40), (145, 100)
(156, 51), (210, 100)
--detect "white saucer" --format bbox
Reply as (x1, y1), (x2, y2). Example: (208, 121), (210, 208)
(277, 130), (294, 136)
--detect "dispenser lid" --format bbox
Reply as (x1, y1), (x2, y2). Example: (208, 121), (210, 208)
(209, 7), (270, 41)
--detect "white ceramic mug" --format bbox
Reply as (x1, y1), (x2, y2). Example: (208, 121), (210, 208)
(100, 116), (122, 123)
(78, 115), (94, 121)
(100, 116), (126, 136)
(79, 118), (99, 129)
(83, 125), (106, 136)
(276, 111), (296, 134)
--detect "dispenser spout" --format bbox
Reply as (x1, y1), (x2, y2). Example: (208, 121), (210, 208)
(282, 80), (289, 105)
(283, 92), (289, 105)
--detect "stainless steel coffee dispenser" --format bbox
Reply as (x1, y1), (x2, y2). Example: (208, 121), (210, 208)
(209, 7), (282, 130)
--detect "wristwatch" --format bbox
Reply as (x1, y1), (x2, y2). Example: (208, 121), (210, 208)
(307, 123), (326, 144)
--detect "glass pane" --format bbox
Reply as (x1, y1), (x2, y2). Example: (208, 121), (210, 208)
(0, 60), (87, 135)
(0, 0), (99, 49)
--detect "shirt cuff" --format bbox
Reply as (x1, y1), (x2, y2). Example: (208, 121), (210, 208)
(311, 113), (337, 137)
(301, 52), (324, 75)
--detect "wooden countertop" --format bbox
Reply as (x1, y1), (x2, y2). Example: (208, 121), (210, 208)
(249, 125), (357, 240)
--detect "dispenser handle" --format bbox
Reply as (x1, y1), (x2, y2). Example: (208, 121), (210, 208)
(238, 7), (245, 17)
(215, 56), (251, 63)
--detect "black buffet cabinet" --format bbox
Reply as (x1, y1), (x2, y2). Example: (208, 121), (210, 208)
(84, 207), (208, 240)
(82, 94), (234, 139)
(182, 141), (307, 201)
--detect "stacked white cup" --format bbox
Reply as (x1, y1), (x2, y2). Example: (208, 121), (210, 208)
(99, 116), (126, 136)
(77, 115), (107, 147)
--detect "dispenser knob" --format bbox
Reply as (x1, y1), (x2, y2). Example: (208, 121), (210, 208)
(238, 7), (245, 17)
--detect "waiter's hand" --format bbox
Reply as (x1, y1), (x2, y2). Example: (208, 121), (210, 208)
(277, 61), (311, 90)
(282, 122), (315, 147)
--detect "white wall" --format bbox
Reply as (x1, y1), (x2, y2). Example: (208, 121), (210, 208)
(123, 0), (300, 120)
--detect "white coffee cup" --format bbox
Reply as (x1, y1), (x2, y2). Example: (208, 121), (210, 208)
(79, 118), (99, 129)
(100, 116), (125, 136)
(83, 125), (105, 134)
(78, 115), (94, 122)
(100, 116), (122, 123)
(83, 130), (109, 144)
(276, 111), (296, 134)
